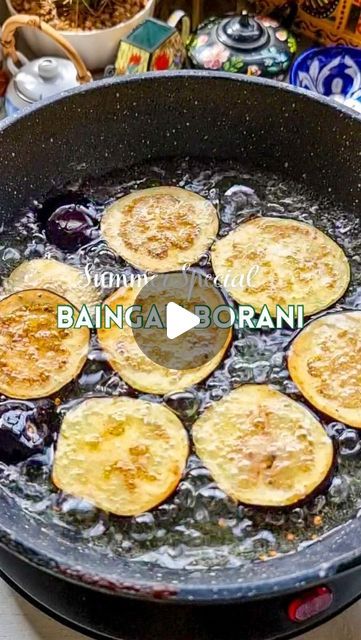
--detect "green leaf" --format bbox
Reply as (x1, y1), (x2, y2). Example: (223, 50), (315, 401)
(287, 36), (297, 54)
(223, 57), (245, 72)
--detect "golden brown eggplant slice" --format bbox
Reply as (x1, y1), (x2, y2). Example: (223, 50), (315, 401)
(97, 283), (231, 395)
(288, 311), (361, 429)
(211, 217), (350, 316)
(0, 289), (89, 399)
(101, 187), (219, 272)
(53, 396), (189, 516)
(193, 384), (334, 507)
(4, 258), (100, 309)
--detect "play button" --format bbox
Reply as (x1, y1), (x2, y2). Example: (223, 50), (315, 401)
(166, 302), (200, 340)
(132, 271), (232, 370)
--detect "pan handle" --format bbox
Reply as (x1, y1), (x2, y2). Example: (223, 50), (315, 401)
(0, 15), (92, 84)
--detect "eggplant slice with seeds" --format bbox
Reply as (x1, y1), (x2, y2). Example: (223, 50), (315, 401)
(3, 258), (100, 309)
(0, 289), (90, 399)
(192, 384), (334, 508)
(53, 397), (189, 516)
(101, 187), (219, 273)
(97, 282), (232, 395)
(288, 311), (361, 429)
(211, 217), (350, 316)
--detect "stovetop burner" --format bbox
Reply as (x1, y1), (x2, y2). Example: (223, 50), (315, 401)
(1, 546), (361, 640)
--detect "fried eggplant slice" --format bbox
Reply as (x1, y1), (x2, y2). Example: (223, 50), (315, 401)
(101, 187), (219, 272)
(53, 397), (189, 516)
(97, 283), (231, 395)
(211, 217), (350, 316)
(4, 258), (100, 309)
(0, 289), (89, 399)
(193, 384), (334, 507)
(288, 311), (361, 429)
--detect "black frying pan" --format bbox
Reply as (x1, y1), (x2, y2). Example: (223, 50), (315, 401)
(0, 72), (360, 605)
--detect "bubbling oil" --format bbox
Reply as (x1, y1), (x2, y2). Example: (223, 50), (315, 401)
(0, 157), (360, 571)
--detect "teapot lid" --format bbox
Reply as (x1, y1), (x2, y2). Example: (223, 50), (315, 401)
(14, 57), (78, 104)
(217, 11), (270, 51)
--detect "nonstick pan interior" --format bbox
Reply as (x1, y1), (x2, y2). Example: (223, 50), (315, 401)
(0, 72), (360, 603)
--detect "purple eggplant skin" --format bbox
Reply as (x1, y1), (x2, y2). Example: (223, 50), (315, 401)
(38, 193), (92, 224)
(46, 204), (99, 251)
(0, 399), (59, 464)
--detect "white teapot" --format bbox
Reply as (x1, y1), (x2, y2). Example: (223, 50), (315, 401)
(1, 15), (92, 116)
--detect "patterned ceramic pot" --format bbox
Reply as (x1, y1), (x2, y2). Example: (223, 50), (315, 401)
(290, 46), (361, 113)
(187, 11), (296, 78)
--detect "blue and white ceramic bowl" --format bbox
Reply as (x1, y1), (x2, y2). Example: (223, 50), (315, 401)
(290, 46), (361, 113)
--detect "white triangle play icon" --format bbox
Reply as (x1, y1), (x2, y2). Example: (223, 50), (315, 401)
(166, 302), (200, 340)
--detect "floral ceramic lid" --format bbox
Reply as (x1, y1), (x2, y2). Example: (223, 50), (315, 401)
(187, 11), (296, 77)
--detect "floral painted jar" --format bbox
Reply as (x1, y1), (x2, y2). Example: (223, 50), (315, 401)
(115, 12), (189, 75)
(187, 10), (296, 78)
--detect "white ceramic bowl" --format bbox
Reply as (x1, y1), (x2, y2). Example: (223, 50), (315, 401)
(5, 0), (156, 71)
